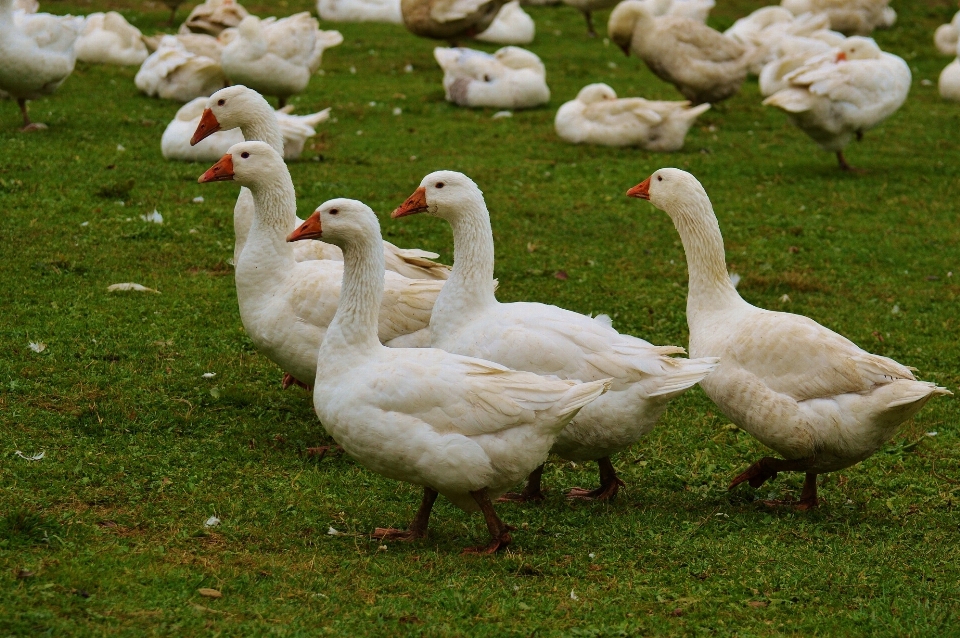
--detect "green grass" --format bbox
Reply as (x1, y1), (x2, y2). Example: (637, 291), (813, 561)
(2, 0), (959, 634)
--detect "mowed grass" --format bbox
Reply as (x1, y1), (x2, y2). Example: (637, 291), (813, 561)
(2, 0), (959, 634)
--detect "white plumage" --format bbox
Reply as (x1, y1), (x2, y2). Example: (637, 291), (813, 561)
(475, 1), (534, 45)
(135, 34), (226, 102)
(780, 0), (894, 35)
(75, 11), (148, 66)
(316, 0), (402, 22)
(434, 46), (549, 109)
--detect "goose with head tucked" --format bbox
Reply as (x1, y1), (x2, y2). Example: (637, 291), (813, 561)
(179, 0), (248, 36)
(197, 141), (443, 390)
(316, 0), (402, 23)
(75, 11), (148, 66)
(475, 1), (534, 44)
(135, 34), (225, 102)
(191, 85), (450, 281)
(400, 0), (507, 43)
(288, 198), (610, 552)
(762, 36), (910, 171)
(434, 45), (549, 109)
(392, 171), (718, 502)
(627, 168), (950, 509)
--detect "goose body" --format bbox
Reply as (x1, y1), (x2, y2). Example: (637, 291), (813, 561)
(220, 14), (342, 106)
(400, 0), (507, 42)
(288, 197), (609, 551)
(762, 36), (910, 170)
(392, 171), (717, 500)
(940, 58), (960, 102)
(628, 168), (949, 508)
(555, 83), (710, 151)
(434, 46), (549, 109)
(316, 0), (402, 22)
(197, 142), (443, 388)
(935, 11), (960, 56)
(609, 0), (750, 104)
(142, 32), (222, 60)
(724, 7), (831, 75)
(0, 0), (80, 128)
(162, 96), (330, 162)
(179, 0), (248, 36)
(75, 11), (148, 66)
(135, 34), (225, 102)
(475, 1), (534, 44)
(781, 0), (894, 35)
(192, 86), (450, 280)
(758, 30), (845, 96)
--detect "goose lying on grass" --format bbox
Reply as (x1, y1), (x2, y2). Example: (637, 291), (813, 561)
(628, 168), (950, 510)
(434, 46), (549, 109)
(400, 0), (507, 43)
(288, 198), (610, 552)
(135, 34), (225, 102)
(475, 1), (533, 45)
(180, 0), (247, 36)
(75, 11), (148, 66)
(780, 0), (895, 36)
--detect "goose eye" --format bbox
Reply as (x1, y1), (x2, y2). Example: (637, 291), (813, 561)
(657, 175), (662, 181)
(217, 99), (225, 106)
(329, 209), (339, 215)
(241, 152), (250, 158)
(435, 182), (445, 189)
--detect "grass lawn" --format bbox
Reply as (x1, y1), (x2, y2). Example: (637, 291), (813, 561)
(2, 0), (959, 634)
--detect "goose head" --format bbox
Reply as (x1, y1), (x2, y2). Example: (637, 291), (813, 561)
(287, 198), (379, 249)
(191, 85), (272, 146)
(576, 83), (618, 103)
(627, 167), (709, 217)
(391, 170), (483, 222)
(608, 0), (652, 56)
(836, 36), (882, 62)
(198, 140), (285, 188)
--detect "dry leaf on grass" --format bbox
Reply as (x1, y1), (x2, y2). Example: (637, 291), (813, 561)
(198, 588), (222, 599)
(108, 283), (159, 293)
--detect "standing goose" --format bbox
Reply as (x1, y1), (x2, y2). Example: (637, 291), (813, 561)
(627, 168), (950, 509)
(191, 85), (450, 280)
(197, 142), (443, 389)
(392, 171), (717, 501)
(287, 198), (610, 552)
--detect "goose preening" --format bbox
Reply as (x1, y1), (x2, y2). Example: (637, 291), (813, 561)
(191, 85), (450, 280)
(608, 0), (751, 104)
(0, 0), (80, 130)
(555, 83), (710, 151)
(197, 142), (444, 390)
(75, 11), (149, 66)
(434, 46), (549, 109)
(220, 14), (342, 108)
(935, 10), (960, 56)
(627, 168), (950, 510)
(287, 197), (610, 552)
(780, 0), (894, 36)
(475, 1), (534, 45)
(135, 34), (226, 102)
(316, 0), (403, 23)
(162, 96), (330, 162)
(400, 0), (507, 43)
(762, 36), (910, 171)
(179, 0), (248, 36)
(757, 30), (846, 97)
(392, 171), (717, 501)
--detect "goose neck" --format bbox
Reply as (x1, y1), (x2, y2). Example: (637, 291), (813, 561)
(241, 109), (285, 156)
(441, 199), (497, 312)
(242, 173), (298, 266)
(325, 232), (384, 353)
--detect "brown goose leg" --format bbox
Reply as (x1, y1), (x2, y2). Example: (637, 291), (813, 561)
(373, 487), (437, 541)
(729, 456), (815, 490)
(762, 472), (820, 510)
(281, 373), (312, 391)
(18, 99), (45, 132)
(277, 97), (287, 109)
(567, 457), (625, 501)
(498, 464), (546, 503)
(463, 488), (512, 554)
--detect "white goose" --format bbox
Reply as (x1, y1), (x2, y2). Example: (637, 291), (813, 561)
(392, 171), (717, 501)
(179, 0), (248, 36)
(191, 85), (450, 280)
(628, 168), (949, 509)
(723, 7), (831, 75)
(555, 83), (710, 151)
(161, 96), (330, 162)
(758, 30), (845, 97)
(135, 34), (226, 102)
(287, 198), (610, 552)
(608, 0), (751, 104)
(197, 142), (443, 389)
(220, 14), (342, 108)
(142, 32), (222, 61)
(0, 0), (80, 130)
(780, 0), (895, 36)
(317, 0), (402, 23)
(75, 11), (148, 66)
(940, 58), (960, 102)
(475, 1), (534, 45)
(935, 10), (960, 56)
(434, 46), (549, 109)
(763, 36), (910, 171)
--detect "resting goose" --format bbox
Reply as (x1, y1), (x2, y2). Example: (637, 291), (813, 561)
(135, 34), (226, 102)
(75, 11), (148, 66)
(288, 198), (609, 552)
(142, 32), (222, 60)
(940, 58), (960, 102)
(197, 142), (443, 389)
(220, 14), (342, 108)
(475, 1), (534, 44)
(434, 46), (549, 109)
(317, 0), (403, 23)
(628, 168), (949, 509)
(762, 36), (910, 171)
(191, 85), (450, 280)
(555, 82), (710, 151)
(935, 10), (960, 56)
(781, 0), (895, 36)
(608, 0), (750, 104)
(0, 0), (80, 130)
(179, 0), (248, 36)
(400, 0), (507, 43)
(162, 96), (330, 161)
(392, 171), (717, 501)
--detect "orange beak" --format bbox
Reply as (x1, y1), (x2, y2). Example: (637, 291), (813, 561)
(198, 154), (234, 183)
(191, 108), (221, 146)
(626, 177), (651, 200)
(835, 51), (847, 63)
(287, 211), (322, 242)
(391, 186), (429, 218)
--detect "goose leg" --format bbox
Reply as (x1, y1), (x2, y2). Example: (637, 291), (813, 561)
(463, 488), (512, 554)
(167, 5), (178, 25)
(729, 456), (814, 490)
(373, 487), (437, 541)
(17, 99), (45, 132)
(498, 464), (546, 503)
(837, 151), (855, 171)
(761, 473), (820, 510)
(305, 445), (344, 460)
(567, 456), (625, 501)
(281, 373), (312, 391)
(583, 11), (597, 37)
(277, 97), (287, 109)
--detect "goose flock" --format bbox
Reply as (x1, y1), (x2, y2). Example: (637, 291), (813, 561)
(1, 0), (955, 553)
